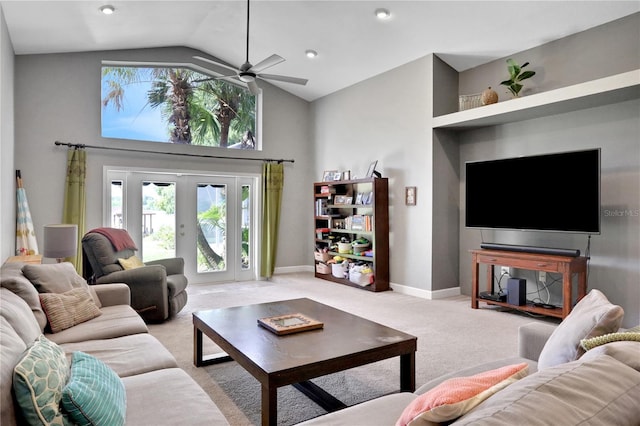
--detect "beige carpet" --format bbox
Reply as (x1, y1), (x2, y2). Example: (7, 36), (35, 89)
(147, 272), (556, 425)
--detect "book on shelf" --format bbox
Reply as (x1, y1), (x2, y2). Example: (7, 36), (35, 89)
(345, 215), (372, 231)
(315, 199), (329, 216)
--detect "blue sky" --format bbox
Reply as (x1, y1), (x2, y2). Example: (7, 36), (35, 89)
(101, 70), (170, 143)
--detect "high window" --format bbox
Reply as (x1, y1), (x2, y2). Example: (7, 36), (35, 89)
(101, 65), (259, 149)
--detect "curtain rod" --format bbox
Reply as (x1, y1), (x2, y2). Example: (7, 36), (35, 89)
(54, 141), (294, 163)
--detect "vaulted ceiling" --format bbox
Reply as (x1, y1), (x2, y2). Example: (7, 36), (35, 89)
(2, 1), (638, 101)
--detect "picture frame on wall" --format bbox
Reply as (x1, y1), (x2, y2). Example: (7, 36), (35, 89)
(405, 186), (417, 206)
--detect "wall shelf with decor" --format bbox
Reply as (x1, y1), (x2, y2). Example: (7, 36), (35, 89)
(313, 177), (389, 292)
(432, 69), (639, 129)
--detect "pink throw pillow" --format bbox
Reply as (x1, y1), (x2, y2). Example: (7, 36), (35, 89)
(396, 363), (529, 426)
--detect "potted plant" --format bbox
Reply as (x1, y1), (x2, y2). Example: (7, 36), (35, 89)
(500, 59), (536, 98)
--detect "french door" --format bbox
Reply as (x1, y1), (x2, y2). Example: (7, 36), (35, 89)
(105, 169), (258, 283)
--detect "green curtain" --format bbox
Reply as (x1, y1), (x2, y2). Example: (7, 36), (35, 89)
(62, 148), (86, 273)
(260, 162), (284, 278)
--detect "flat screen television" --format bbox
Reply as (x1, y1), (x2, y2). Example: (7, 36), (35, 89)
(465, 148), (601, 234)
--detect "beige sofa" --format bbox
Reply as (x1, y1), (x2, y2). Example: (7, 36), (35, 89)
(1, 261), (228, 425)
(299, 290), (640, 425)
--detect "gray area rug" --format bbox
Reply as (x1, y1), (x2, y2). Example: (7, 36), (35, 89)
(148, 272), (555, 425)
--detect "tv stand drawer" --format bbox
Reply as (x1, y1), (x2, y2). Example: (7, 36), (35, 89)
(476, 254), (560, 272)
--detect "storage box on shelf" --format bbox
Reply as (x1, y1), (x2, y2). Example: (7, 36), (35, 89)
(313, 177), (389, 292)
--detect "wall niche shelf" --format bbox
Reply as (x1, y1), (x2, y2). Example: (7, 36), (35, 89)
(432, 69), (640, 130)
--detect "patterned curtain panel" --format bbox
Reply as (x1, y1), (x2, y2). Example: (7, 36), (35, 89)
(260, 162), (284, 278)
(15, 170), (39, 255)
(62, 148), (87, 273)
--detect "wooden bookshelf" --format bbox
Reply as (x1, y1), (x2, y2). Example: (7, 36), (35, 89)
(313, 177), (389, 291)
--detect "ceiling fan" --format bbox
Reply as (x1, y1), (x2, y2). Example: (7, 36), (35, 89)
(193, 0), (308, 95)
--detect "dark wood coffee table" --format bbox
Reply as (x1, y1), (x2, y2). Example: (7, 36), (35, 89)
(193, 298), (417, 426)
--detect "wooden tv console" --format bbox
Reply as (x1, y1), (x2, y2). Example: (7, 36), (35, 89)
(471, 249), (588, 319)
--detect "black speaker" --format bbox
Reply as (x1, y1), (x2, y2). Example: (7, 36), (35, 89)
(507, 278), (526, 306)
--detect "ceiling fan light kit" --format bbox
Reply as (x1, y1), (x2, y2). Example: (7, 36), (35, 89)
(193, 0), (307, 96)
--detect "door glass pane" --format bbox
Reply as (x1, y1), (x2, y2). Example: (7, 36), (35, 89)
(142, 181), (175, 261)
(241, 184), (250, 270)
(197, 184), (227, 273)
(110, 180), (123, 228)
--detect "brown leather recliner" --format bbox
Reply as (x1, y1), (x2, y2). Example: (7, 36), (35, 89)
(81, 230), (187, 322)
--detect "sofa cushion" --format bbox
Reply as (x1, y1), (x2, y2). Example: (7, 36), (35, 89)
(1, 317), (29, 426)
(296, 393), (417, 426)
(23, 262), (102, 308)
(1, 262), (47, 330)
(39, 288), (102, 333)
(537, 289), (623, 370)
(580, 341), (640, 372)
(0, 288), (42, 346)
(61, 333), (178, 377)
(61, 351), (126, 426)
(12, 335), (69, 426)
(397, 363), (528, 426)
(454, 354), (640, 425)
(118, 255), (145, 270)
(45, 305), (148, 345)
(122, 368), (230, 425)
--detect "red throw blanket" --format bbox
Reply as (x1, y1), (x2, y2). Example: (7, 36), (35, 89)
(87, 227), (138, 251)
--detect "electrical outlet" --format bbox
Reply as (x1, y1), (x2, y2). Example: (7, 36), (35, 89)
(539, 271), (547, 283)
(500, 266), (509, 276)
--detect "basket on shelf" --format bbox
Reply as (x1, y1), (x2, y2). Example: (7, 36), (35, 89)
(337, 242), (352, 254)
(458, 93), (482, 111)
(314, 251), (330, 262)
(315, 263), (331, 274)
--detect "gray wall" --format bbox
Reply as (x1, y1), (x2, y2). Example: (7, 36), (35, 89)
(0, 8), (15, 261)
(456, 14), (640, 327)
(311, 56), (440, 296)
(312, 14), (639, 326)
(11, 47), (312, 271)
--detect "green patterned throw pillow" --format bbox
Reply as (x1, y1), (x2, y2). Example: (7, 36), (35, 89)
(13, 335), (70, 426)
(61, 351), (126, 426)
(580, 325), (640, 350)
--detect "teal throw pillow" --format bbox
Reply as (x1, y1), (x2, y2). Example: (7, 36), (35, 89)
(61, 351), (126, 426)
(13, 334), (70, 425)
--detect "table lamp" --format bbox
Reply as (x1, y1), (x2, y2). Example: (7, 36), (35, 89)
(43, 224), (78, 262)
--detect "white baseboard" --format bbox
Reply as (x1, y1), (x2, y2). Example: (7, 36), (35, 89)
(274, 266), (461, 300)
(390, 282), (460, 300)
(274, 265), (313, 275)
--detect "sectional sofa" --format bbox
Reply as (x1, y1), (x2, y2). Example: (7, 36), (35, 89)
(299, 289), (640, 425)
(0, 261), (228, 425)
(3, 259), (639, 426)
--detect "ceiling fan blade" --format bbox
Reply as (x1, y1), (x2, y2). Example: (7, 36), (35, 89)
(247, 80), (260, 95)
(250, 54), (285, 73)
(192, 72), (238, 83)
(192, 55), (239, 74)
(258, 74), (308, 86)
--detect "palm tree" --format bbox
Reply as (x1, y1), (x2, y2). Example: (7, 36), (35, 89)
(191, 79), (256, 147)
(102, 66), (256, 147)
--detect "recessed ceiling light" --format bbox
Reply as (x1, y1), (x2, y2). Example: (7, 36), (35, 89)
(375, 8), (391, 20)
(305, 50), (318, 59)
(100, 5), (115, 15)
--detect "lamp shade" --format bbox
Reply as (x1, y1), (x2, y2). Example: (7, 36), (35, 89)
(43, 224), (78, 259)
